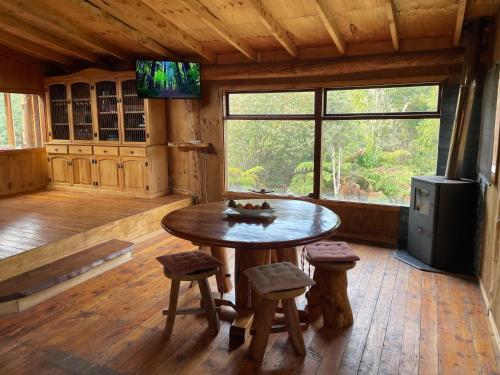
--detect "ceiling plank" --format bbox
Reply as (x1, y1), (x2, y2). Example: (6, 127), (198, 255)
(67, 0), (177, 59)
(0, 31), (72, 65)
(179, 0), (257, 61)
(453, 0), (467, 46)
(0, 0), (128, 61)
(385, 0), (400, 51)
(313, 0), (346, 55)
(0, 12), (99, 63)
(203, 49), (464, 80)
(246, 0), (298, 58)
(90, 0), (215, 62)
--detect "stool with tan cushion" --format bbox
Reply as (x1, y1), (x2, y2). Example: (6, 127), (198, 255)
(244, 262), (315, 362)
(305, 241), (360, 328)
(157, 251), (222, 339)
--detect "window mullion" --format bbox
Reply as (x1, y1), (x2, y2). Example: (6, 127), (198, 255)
(313, 88), (323, 199)
(4, 93), (15, 147)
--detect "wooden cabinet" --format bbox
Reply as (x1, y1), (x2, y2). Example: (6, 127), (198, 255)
(70, 156), (93, 188)
(48, 156), (71, 185)
(45, 69), (168, 198)
(45, 69), (166, 146)
(95, 157), (121, 191)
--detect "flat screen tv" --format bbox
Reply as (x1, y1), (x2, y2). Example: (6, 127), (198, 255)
(136, 60), (201, 99)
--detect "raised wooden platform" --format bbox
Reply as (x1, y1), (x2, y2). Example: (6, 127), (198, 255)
(0, 239), (134, 315)
(0, 190), (193, 281)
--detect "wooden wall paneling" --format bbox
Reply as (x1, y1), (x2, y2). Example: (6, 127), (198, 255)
(145, 99), (167, 146)
(4, 93), (15, 147)
(478, 9), (500, 353)
(185, 100), (204, 202)
(0, 149), (48, 196)
(0, 52), (45, 94)
(167, 100), (190, 194)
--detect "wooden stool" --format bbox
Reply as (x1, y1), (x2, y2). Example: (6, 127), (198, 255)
(244, 262), (315, 362)
(304, 241), (360, 329)
(157, 251), (222, 339)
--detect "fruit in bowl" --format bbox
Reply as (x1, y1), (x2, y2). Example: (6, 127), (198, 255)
(227, 201), (274, 216)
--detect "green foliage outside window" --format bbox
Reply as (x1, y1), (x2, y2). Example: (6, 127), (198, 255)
(226, 86), (440, 206)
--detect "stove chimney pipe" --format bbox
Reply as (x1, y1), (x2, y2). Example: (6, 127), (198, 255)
(445, 21), (482, 179)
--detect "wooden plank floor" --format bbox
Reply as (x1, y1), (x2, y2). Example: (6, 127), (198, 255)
(0, 233), (498, 375)
(0, 190), (189, 259)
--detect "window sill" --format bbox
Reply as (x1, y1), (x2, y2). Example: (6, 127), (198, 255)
(0, 147), (46, 155)
(222, 190), (402, 211)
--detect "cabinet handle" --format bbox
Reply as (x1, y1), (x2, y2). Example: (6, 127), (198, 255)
(78, 149), (82, 152)
(416, 226), (423, 233)
(130, 150), (134, 154)
(103, 150), (108, 153)
(54, 148), (59, 151)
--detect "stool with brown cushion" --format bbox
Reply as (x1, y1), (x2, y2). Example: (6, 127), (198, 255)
(305, 241), (360, 329)
(244, 262), (315, 362)
(157, 251), (222, 339)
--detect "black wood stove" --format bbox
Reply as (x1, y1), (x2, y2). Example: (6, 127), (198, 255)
(407, 176), (477, 275)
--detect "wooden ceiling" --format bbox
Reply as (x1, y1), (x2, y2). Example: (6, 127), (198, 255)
(0, 0), (498, 69)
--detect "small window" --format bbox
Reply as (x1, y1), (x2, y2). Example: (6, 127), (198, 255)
(0, 93), (44, 150)
(227, 91), (315, 115)
(325, 85), (440, 115)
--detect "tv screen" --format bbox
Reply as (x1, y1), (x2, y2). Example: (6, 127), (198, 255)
(136, 60), (201, 99)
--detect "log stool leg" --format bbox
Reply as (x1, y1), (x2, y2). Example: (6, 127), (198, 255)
(317, 267), (353, 328)
(249, 298), (278, 362)
(282, 298), (306, 355)
(165, 279), (180, 339)
(198, 277), (220, 335)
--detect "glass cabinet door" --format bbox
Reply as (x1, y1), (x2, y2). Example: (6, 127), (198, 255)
(95, 80), (119, 142)
(70, 82), (93, 141)
(48, 84), (70, 140)
(121, 79), (146, 143)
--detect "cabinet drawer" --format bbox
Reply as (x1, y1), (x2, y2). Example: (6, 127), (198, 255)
(120, 147), (146, 157)
(46, 145), (68, 154)
(94, 146), (118, 156)
(68, 145), (93, 155)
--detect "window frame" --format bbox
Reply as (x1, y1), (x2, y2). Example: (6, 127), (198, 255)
(223, 83), (442, 205)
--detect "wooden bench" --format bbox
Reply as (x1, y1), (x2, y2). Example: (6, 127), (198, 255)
(0, 239), (134, 315)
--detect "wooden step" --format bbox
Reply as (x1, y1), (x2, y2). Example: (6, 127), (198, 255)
(0, 239), (134, 315)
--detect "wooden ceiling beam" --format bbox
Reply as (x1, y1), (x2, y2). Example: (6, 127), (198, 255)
(68, 0), (177, 59)
(0, 31), (73, 65)
(90, 0), (215, 62)
(0, 0), (128, 61)
(313, 0), (346, 55)
(180, 0), (257, 61)
(0, 12), (99, 63)
(385, 0), (400, 51)
(453, 0), (468, 46)
(202, 49), (464, 80)
(246, 0), (298, 58)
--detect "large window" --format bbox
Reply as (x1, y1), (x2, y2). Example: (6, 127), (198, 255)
(224, 85), (441, 206)
(0, 93), (44, 149)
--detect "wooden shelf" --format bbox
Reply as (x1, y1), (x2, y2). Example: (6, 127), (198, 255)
(168, 142), (214, 153)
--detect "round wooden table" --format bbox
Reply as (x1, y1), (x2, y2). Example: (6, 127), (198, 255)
(161, 199), (340, 343)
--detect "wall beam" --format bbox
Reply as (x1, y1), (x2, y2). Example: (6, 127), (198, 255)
(246, 0), (299, 58)
(453, 0), (468, 46)
(313, 0), (346, 55)
(180, 0), (257, 61)
(385, 0), (400, 51)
